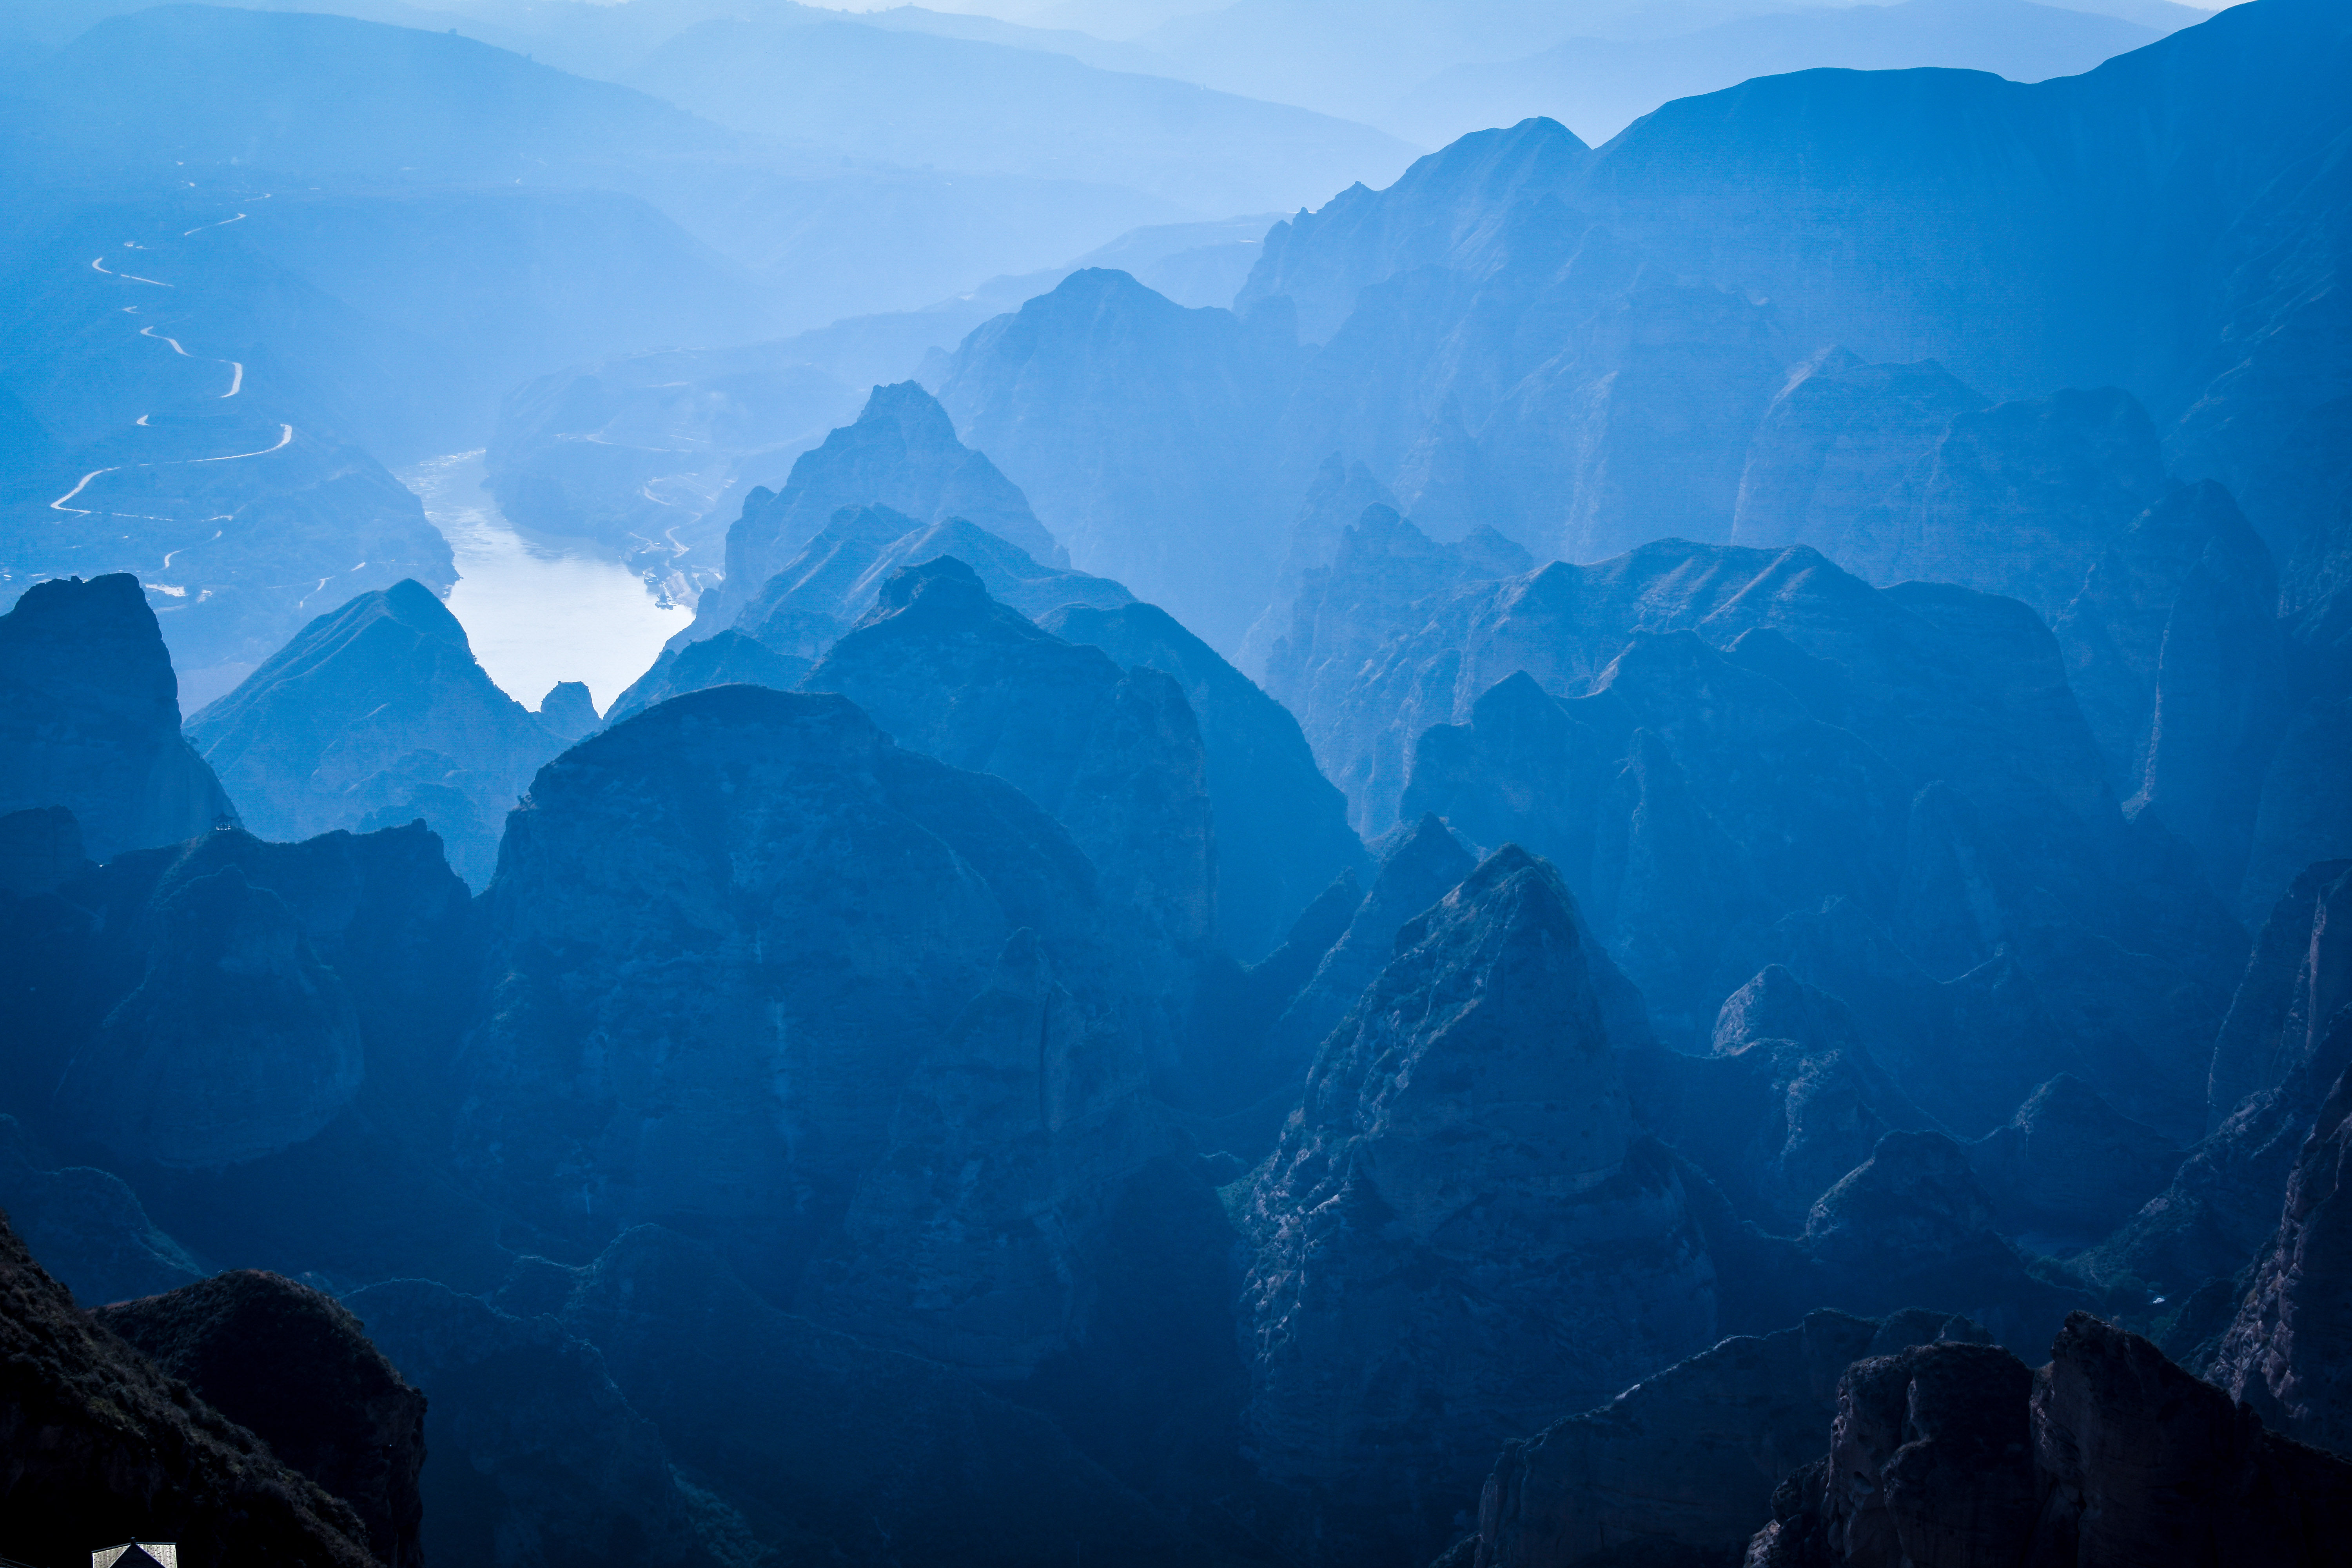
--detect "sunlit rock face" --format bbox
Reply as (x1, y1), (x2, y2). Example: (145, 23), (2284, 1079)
(0, 573), (232, 862)
(185, 578), (564, 888)
(1239, 846), (1716, 1566)
(454, 683), (1137, 1297)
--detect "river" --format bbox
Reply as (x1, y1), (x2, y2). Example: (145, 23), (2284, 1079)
(399, 451), (686, 713)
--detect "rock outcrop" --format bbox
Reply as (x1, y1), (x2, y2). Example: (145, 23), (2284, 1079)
(1239, 813), (1475, 1126)
(0, 1208), (375, 1568)
(1046, 599), (1365, 961)
(733, 502), (1131, 661)
(1240, 846), (1716, 1565)
(535, 679), (599, 741)
(98, 1270), (427, 1568)
(690, 379), (1055, 641)
(1469, 1308), (1989, 1568)
(806, 558), (1215, 971)
(0, 573), (234, 860)
(185, 579), (564, 887)
(1884, 387), (2168, 623)
(1749, 1314), (2352, 1566)
(4, 818), (501, 1288)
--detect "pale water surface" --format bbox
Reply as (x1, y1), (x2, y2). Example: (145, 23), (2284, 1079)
(401, 452), (685, 713)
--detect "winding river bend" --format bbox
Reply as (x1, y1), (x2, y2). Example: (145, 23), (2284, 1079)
(400, 451), (685, 714)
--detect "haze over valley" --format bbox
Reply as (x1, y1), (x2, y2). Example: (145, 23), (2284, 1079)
(7, 3), (2352, 1567)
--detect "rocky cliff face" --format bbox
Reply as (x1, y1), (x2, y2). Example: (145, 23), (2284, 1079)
(98, 1270), (427, 1568)
(1236, 116), (1593, 346)
(806, 559), (1215, 975)
(185, 579), (564, 887)
(938, 267), (1303, 649)
(692, 379), (1056, 642)
(1238, 813), (1475, 1131)
(2055, 480), (2288, 900)
(0, 1209), (376, 1568)
(1045, 599), (1366, 962)
(458, 682), (1132, 1297)
(1731, 349), (1989, 569)
(1236, 456), (1398, 679)
(2087, 860), (2352, 1298)
(1362, 543), (2241, 1139)
(1261, 505), (1530, 820)
(733, 502), (1132, 660)
(1470, 1308), (1989, 1568)
(1749, 1314), (2352, 1567)
(1240, 846), (1716, 1565)
(0, 573), (234, 861)
(2210, 1063), (2352, 1458)
(0, 1114), (199, 1306)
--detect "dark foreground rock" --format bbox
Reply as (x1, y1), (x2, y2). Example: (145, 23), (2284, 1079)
(0, 1209), (374, 1568)
(1747, 1314), (2352, 1567)
(1470, 1308), (1989, 1568)
(98, 1270), (426, 1568)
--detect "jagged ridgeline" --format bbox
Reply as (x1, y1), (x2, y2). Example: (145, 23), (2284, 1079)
(3, 3), (2352, 1568)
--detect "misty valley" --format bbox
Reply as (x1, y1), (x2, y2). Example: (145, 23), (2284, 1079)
(3, 1), (2351, 1566)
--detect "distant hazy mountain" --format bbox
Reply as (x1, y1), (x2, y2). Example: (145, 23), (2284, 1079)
(1393, 0), (2167, 146)
(15, 6), (1184, 325)
(623, 18), (1417, 216)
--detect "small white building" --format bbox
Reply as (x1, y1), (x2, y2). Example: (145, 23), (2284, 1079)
(93, 1544), (176, 1568)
